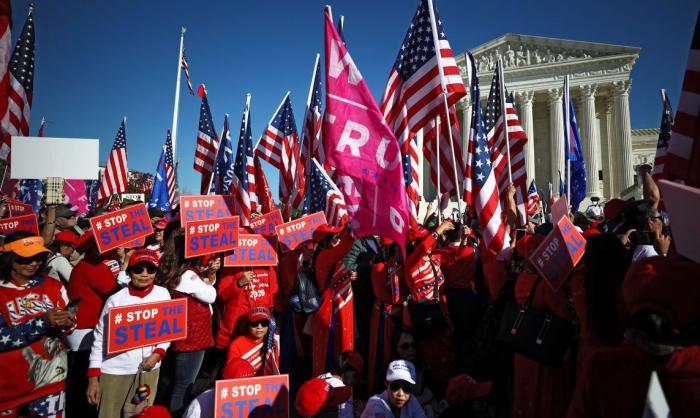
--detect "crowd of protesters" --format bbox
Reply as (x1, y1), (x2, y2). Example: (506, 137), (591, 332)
(0, 165), (699, 418)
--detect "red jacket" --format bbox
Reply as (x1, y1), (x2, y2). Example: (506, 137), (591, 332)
(0, 275), (69, 411)
(314, 232), (354, 291)
(67, 258), (120, 329)
(227, 333), (280, 376)
(215, 266), (278, 349)
(435, 244), (477, 290)
(404, 234), (444, 302)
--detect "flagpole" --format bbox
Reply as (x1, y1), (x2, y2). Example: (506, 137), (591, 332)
(171, 27), (186, 179)
(435, 116), (442, 221)
(564, 75), (571, 207)
(338, 15), (345, 38)
(325, 5), (333, 24)
(660, 88), (666, 105)
(497, 58), (513, 184)
(426, 0), (462, 214)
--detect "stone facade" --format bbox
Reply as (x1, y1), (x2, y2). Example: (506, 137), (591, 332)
(418, 33), (656, 207)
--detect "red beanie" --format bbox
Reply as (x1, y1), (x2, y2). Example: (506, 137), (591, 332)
(222, 358), (256, 379)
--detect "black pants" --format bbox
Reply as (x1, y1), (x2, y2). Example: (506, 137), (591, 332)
(66, 350), (98, 418)
(445, 287), (480, 373)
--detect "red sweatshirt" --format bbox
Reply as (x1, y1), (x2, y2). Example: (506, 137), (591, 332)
(67, 258), (120, 329)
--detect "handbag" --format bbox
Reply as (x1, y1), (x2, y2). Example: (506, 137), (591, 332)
(497, 278), (574, 368)
(407, 259), (448, 338)
(294, 269), (321, 314)
(121, 369), (150, 418)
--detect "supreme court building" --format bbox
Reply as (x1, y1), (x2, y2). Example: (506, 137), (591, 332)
(418, 33), (658, 206)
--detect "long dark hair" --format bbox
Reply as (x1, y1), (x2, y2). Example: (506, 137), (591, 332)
(0, 231), (38, 283)
(156, 221), (194, 291)
(583, 234), (629, 345)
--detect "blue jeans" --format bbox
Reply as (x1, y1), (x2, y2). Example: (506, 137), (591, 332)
(169, 350), (206, 415)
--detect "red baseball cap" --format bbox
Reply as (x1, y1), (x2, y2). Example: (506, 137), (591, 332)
(54, 230), (79, 246)
(135, 405), (171, 418)
(248, 306), (271, 322)
(129, 248), (159, 268)
(295, 378), (352, 417)
(221, 358), (256, 380)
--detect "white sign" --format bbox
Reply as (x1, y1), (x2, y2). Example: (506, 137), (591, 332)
(11, 136), (99, 180)
(658, 180), (700, 264)
(121, 193), (145, 202)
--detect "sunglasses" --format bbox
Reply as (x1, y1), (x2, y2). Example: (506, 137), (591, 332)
(248, 320), (270, 328)
(389, 381), (414, 394)
(399, 342), (416, 351)
(16, 254), (47, 265)
(131, 265), (157, 274)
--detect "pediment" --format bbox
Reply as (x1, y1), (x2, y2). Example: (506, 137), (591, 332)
(457, 33), (640, 76)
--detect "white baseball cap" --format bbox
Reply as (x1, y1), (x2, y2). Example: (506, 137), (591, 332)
(386, 360), (416, 384)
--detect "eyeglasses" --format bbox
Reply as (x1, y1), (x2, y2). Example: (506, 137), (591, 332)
(16, 254), (47, 265)
(389, 381), (414, 394)
(248, 320), (270, 328)
(399, 342), (416, 351)
(131, 265), (157, 274)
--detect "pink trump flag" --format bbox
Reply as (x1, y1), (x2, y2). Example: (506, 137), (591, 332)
(323, 8), (409, 251)
(63, 179), (89, 216)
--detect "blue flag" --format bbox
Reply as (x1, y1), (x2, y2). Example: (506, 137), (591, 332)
(564, 92), (587, 212)
(148, 131), (175, 212)
(210, 115), (234, 195)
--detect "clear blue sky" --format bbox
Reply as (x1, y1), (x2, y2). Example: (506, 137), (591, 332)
(12, 0), (698, 197)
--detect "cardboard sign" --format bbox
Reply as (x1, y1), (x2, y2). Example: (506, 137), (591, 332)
(106, 298), (187, 355)
(0, 214), (39, 235)
(658, 180), (700, 264)
(90, 203), (154, 253)
(275, 212), (327, 252)
(250, 210), (284, 235)
(215, 374), (289, 418)
(550, 196), (568, 223)
(224, 234), (278, 267)
(180, 195), (237, 224)
(121, 193), (145, 202)
(529, 216), (586, 291)
(11, 137), (99, 180)
(7, 200), (33, 216)
(185, 216), (240, 259)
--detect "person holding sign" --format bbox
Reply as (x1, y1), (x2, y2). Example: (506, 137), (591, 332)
(156, 226), (217, 416)
(0, 233), (76, 418)
(215, 262), (278, 349)
(226, 306), (280, 376)
(87, 249), (171, 418)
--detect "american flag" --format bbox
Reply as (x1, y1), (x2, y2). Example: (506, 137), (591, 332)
(402, 137), (421, 218)
(292, 54), (324, 212)
(526, 179), (541, 216)
(380, 0), (466, 150)
(467, 64), (510, 258)
(181, 47), (194, 96)
(665, 12), (700, 188)
(484, 62), (529, 225)
(163, 130), (176, 205)
(209, 114), (231, 195)
(303, 158), (348, 227)
(193, 84), (219, 194)
(651, 91), (674, 180)
(255, 93), (300, 217)
(462, 53), (477, 208)
(1, 7), (33, 147)
(232, 99), (256, 225)
(254, 155), (275, 214)
(98, 119), (128, 200)
(422, 105), (464, 197)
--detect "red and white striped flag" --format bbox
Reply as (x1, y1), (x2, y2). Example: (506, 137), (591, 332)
(98, 119), (129, 200)
(462, 53), (477, 208)
(423, 105), (464, 197)
(484, 63), (529, 225)
(665, 12), (700, 187)
(526, 179), (541, 217)
(181, 47), (194, 96)
(193, 84), (220, 194)
(254, 93), (300, 218)
(0, 0), (11, 161)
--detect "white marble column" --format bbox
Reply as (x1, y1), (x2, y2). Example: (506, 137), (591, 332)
(599, 96), (614, 198)
(578, 84), (601, 197)
(548, 88), (565, 193)
(517, 90), (535, 183)
(612, 80), (634, 192)
(459, 95), (471, 162)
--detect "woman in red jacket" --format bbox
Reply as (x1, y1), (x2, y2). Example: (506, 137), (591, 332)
(0, 233), (76, 418)
(227, 306), (280, 375)
(157, 226), (217, 416)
